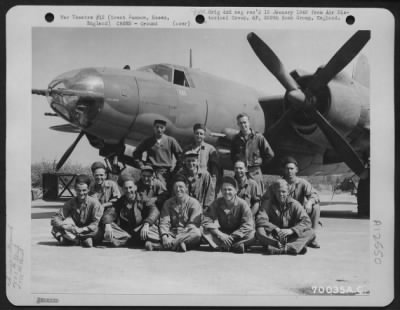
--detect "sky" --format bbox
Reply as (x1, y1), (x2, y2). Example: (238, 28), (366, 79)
(31, 27), (370, 166)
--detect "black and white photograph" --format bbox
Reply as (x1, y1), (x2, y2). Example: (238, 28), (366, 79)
(6, 6), (395, 306)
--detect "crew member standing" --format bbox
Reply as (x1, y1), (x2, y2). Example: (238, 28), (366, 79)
(183, 123), (220, 195)
(132, 119), (183, 188)
(230, 113), (274, 192)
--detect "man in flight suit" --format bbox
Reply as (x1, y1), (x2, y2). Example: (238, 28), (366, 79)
(230, 113), (274, 192)
(183, 123), (220, 195)
(88, 161), (121, 209)
(100, 176), (161, 248)
(256, 179), (315, 255)
(202, 176), (255, 254)
(281, 156), (321, 248)
(132, 119), (183, 188)
(51, 174), (103, 248)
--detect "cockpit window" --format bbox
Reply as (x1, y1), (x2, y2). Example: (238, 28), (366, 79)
(173, 69), (190, 87)
(138, 65), (172, 82)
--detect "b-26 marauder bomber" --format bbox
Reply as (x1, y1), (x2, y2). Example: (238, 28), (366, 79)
(32, 30), (371, 216)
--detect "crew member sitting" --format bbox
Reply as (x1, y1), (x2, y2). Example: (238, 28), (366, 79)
(202, 176), (255, 254)
(88, 161), (121, 209)
(100, 176), (161, 248)
(51, 174), (103, 247)
(157, 175), (202, 252)
(178, 150), (215, 211)
(136, 165), (169, 210)
(256, 179), (315, 255)
(233, 160), (262, 217)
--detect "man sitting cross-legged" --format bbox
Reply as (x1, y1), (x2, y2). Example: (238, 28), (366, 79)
(256, 179), (315, 255)
(51, 174), (103, 248)
(155, 174), (203, 252)
(202, 176), (255, 254)
(100, 176), (161, 248)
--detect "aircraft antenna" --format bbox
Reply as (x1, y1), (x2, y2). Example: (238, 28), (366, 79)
(189, 48), (192, 68)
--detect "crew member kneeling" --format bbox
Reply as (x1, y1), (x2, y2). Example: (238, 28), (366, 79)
(256, 179), (315, 255)
(50, 174), (103, 247)
(202, 176), (255, 254)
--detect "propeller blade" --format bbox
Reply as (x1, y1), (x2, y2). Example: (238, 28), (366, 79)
(56, 131), (85, 171)
(307, 30), (370, 92)
(247, 32), (299, 91)
(50, 124), (81, 133)
(309, 108), (365, 175)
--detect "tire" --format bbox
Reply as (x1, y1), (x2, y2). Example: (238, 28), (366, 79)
(357, 175), (370, 218)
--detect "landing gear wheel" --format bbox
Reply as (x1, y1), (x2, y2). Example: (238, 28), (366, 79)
(357, 174), (370, 218)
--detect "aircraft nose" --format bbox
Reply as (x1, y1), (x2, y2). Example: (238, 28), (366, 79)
(47, 68), (104, 129)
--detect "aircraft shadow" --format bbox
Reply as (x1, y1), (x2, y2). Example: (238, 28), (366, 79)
(31, 205), (62, 209)
(37, 241), (61, 247)
(320, 210), (367, 219)
(320, 201), (356, 206)
(31, 212), (55, 220)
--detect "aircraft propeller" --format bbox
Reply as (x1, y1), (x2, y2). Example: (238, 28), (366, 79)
(247, 31), (370, 175)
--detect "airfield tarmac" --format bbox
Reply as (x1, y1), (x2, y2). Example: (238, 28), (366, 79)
(31, 192), (369, 301)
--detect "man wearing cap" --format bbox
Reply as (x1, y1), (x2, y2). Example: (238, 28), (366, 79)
(51, 174), (103, 247)
(202, 176), (255, 254)
(157, 175), (202, 252)
(178, 151), (215, 211)
(136, 165), (169, 211)
(132, 119), (183, 188)
(230, 113), (274, 192)
(183, 123), (220, 195)
(88, 161), (121, 209)
(280, 156), (321, 248)
(100, 176), (161, 248)
(256, 179), (315, 255)
(233, 160), (262, 217)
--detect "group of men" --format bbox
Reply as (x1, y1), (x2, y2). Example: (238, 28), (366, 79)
(51, 113), (321, 254)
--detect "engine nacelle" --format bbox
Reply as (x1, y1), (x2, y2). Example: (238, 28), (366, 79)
(291, 72), (369, 150)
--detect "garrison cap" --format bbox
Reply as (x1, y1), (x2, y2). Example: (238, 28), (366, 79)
(184, 150), (199, 159)
(221, 175), (238, 190)
(172, 174), (189, 186)
(281, 156), (298, 167)
(193, 123), (206, 132)
(141, 165), (154, 173)
(153, 119), (167, 126)
(91, 161), (106, 172)
(120, 174), (136, 184)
